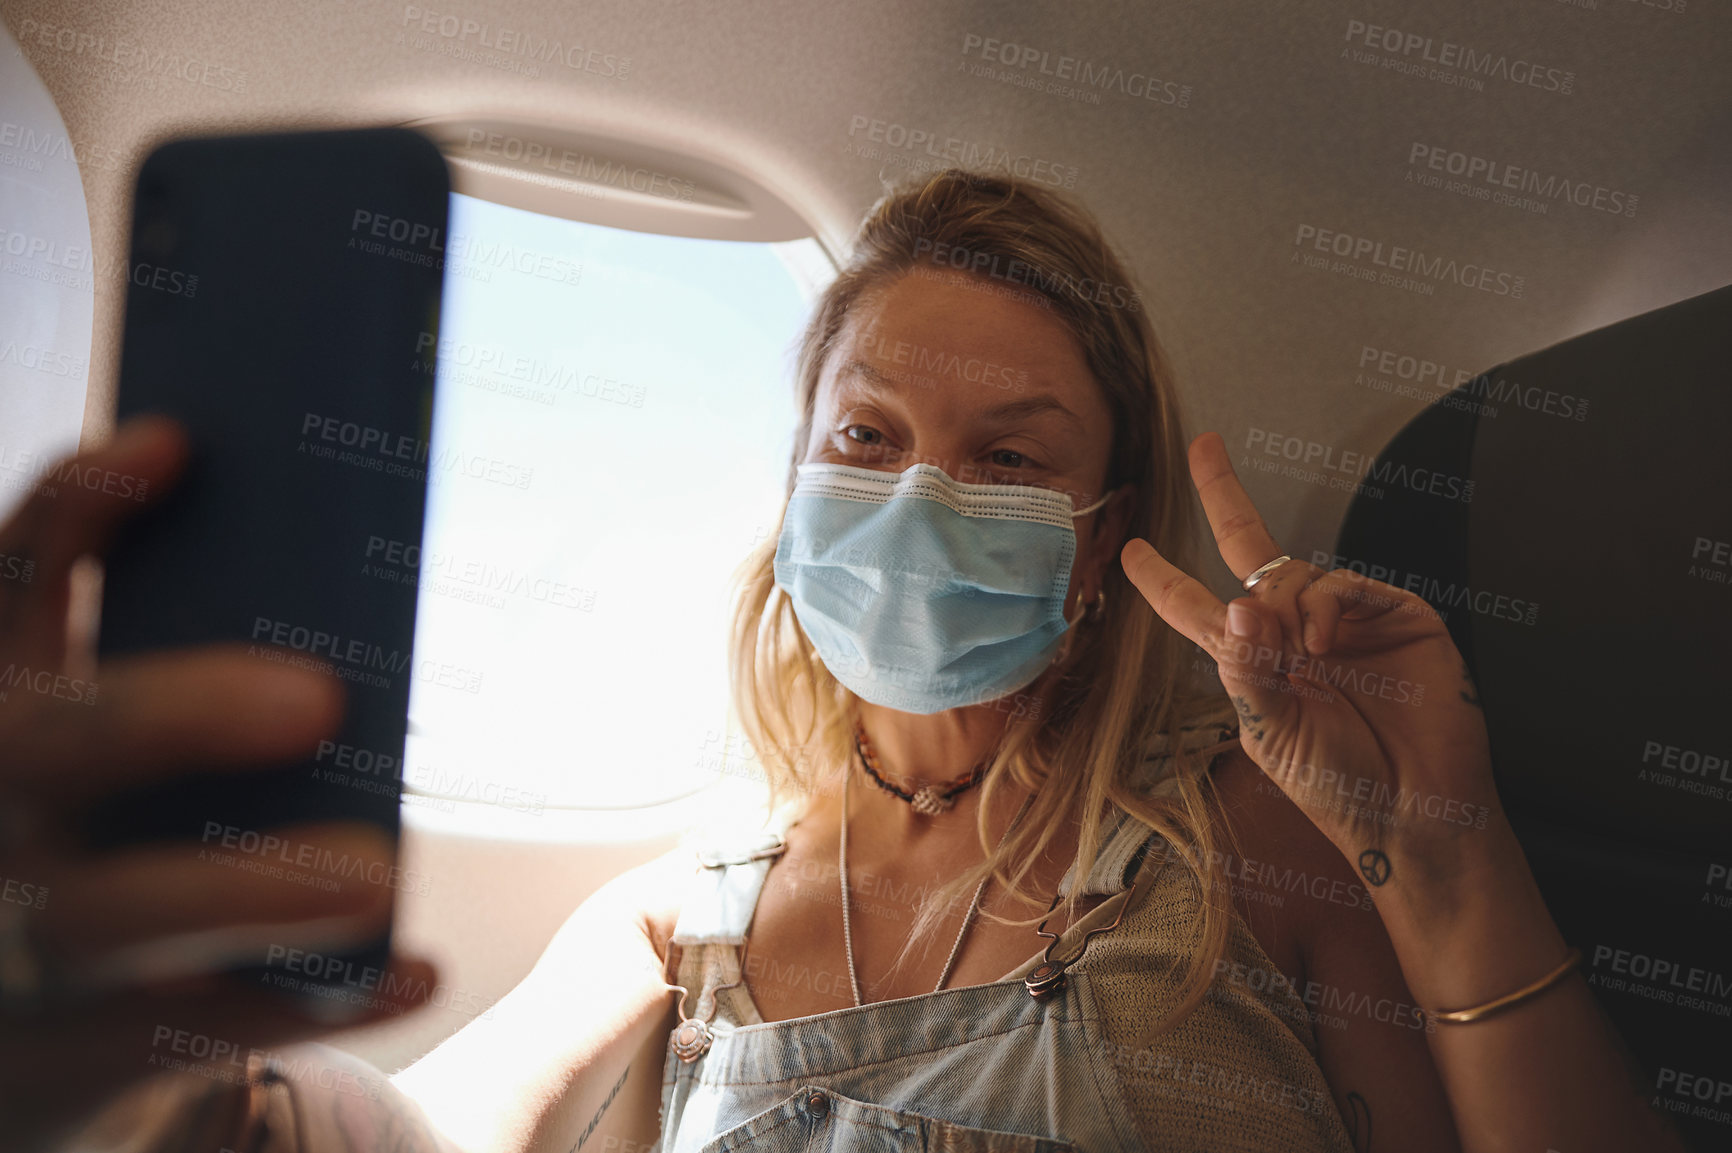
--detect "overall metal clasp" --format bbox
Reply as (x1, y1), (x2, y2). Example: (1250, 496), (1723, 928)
(670, 960), (749, 1063)
(1023, 849), (1168, 1001)
(670, 935), (756, 1063)
(1023, 889), (1133, 1000)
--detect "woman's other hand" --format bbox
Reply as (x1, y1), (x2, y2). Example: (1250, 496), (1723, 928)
(1120, 431), (1500, 900)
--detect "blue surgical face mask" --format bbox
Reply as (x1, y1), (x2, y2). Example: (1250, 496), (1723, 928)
(771, 461), (1110, 715)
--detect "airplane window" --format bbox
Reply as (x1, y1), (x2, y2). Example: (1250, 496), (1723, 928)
(399, 191), (832, 832)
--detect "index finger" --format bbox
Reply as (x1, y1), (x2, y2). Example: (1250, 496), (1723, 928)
(0, 416), (190, 669)
(1120, 537), (1228, 653)
(1, 646), (344, 802)
(0, 415), (190, 568)
(1188, 432), (1285, 583)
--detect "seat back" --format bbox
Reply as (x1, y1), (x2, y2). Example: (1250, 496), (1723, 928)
(1335, 283), (1732, 1148)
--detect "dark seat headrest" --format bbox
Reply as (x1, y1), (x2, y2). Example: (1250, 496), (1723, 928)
(1332, 285), (1732, 1140)
(1336, 282), (1732, 857)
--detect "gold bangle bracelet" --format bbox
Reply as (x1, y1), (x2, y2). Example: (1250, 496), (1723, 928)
(1425, 947), (1583, 1025)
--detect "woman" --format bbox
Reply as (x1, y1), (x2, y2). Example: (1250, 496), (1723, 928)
(0, 171), (1686, 1153)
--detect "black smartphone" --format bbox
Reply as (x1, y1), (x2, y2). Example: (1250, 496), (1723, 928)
(87, 128), (448, 1011)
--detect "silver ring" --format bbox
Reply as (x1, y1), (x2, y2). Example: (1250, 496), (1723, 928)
(1241, 554), (1292, 592)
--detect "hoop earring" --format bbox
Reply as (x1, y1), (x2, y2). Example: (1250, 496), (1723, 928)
(1072, 588), (1106, 623)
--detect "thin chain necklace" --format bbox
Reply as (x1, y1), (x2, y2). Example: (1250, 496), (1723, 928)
(839, 750), (1034, 1007)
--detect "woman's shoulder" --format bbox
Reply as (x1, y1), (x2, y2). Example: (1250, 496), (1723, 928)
(572, 843), (702, 965)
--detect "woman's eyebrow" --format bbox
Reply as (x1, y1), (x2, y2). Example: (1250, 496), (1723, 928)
(838, 359), (1083, 431)
(980, 394), (1083, 431)
(838, 358), (897, 390)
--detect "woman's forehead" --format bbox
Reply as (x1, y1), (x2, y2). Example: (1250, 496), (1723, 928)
(823, 271), (1105, 420)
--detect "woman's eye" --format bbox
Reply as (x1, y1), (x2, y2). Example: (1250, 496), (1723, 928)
(844, 425), (885, 446)
(989, 448), (1030, 469)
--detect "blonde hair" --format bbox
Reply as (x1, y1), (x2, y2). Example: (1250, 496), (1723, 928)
(726, 168), (1242, 1032)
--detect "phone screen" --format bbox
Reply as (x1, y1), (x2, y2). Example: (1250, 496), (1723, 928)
(88, 128), (449, 1006)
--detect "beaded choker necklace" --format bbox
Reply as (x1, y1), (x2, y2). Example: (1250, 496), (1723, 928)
(852, 721), (993, 816)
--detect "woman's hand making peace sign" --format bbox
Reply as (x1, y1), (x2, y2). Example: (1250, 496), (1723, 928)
(1121, 431), (1503, 898)
(1120, 434), (1694, 1153)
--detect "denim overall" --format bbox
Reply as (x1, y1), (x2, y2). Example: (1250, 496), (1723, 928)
(654, 736), (1357, 1152)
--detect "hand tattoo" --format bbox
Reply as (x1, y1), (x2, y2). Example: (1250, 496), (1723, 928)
(1344, 1090), (1373, 1152)
(1458, 658), (1482, 709)
(1230, 694), (1266, 741)
(1357, 849), (1391, 886)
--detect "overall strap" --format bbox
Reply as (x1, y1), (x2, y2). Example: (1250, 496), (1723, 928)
(666, 816), (798, 1031)
(1055, 806), (1150, 899)
(1055, 722), (1241, 899)
(668, 814), (795, 947)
